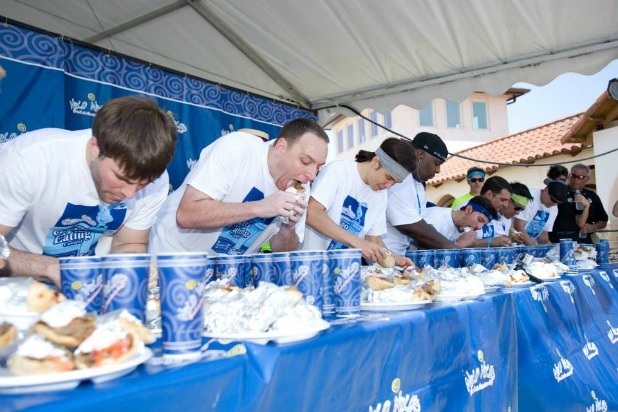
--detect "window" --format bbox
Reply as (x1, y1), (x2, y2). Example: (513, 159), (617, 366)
(472, 101), (488, 129)
(419, 103), (433, 127)
(358, 119), (366, 143)
(384, 112), (392, 129)
(446, 100), (461, 128)
(370, 111), (378, 137)
(337, 130), (343, 153)
(347, 124), (354, 149)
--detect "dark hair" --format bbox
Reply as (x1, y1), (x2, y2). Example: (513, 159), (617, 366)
(480, 176), (512, 196)
(355, 137), (416, 173)
(276, 118), (329, 146)
(463, 195), (499, 220)
(547, 164), (568, 180)
(510, 181), (534, 201)
(93, 96), (177, 182)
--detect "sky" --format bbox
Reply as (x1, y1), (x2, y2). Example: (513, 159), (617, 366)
(507, 59), (618, 134)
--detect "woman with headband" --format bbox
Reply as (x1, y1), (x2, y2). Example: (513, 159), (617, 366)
(303, 138), (416, 266)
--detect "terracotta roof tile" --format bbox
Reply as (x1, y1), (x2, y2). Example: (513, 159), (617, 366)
(428, 114), (586, 186)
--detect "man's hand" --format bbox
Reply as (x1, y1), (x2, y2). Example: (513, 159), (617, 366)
(579, 223), (596, 234)
(455, 230), (477, 247)
(355, 240), (388, 263)
(258, 191), (307, 221)
(491, 235), (513, 247)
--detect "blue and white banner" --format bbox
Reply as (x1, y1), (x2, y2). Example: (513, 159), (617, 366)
(0, 23), (315, 189)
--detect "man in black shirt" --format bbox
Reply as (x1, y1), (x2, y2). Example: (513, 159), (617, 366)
(549, 164), (608, 243)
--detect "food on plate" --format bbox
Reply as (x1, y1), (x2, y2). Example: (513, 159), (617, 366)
(0, 278), (65, 314)
(508, 269), (529, 284)
(526, 261), (558, 278)
(33, 301), (96, 348)
(412, 280), (441, 300)
(9, 334), (75, 375)
(283, 286), (303, 305)
(99, 309), (155, 345)
(74, 322), (141, 369)
(0, 321), (18, 350)
(366, 276), (395, 291)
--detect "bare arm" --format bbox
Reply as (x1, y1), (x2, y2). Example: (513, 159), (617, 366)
(395, 220), (460, 249)
(110, 226), (149, 254)
(513, 218), (537, 246)
(306, 198), (387, 262)
(613, 200), (618, 218)
(537, 230), (551, 245)
(0, 224), (60, 285)
(471, 235), (512, 248)
(176, 185), (302, 229)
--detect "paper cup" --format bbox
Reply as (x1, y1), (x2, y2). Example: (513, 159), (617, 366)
(215, 255), (248, 287)
(328, 249), (361, 317)
(248, 253), (275, 286)
(461, 248), (483, 267)
(158, 252), (208, 361)
(288, 250), (323, 309)
(59, 256), (104, 314)
(102, 254), (150, 321)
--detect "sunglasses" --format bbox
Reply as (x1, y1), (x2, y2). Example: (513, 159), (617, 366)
(570, 173), (588, 180)
(513, 205), (524, 212)
(469, 178), (484, 183)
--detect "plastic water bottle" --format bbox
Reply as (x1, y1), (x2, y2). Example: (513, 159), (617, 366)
(575, 190), (584, 211)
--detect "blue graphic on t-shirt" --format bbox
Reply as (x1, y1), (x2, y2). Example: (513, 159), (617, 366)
(212, 187), (275, 255)
(480, 224), (495, 239)
(526, 210), (549, 239)
(43, 203), (127, 257)
(327, 195), (368, 250)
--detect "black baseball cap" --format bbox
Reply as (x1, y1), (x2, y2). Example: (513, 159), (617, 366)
(546, 180), (569, 204)
(411, 132), (448, 162)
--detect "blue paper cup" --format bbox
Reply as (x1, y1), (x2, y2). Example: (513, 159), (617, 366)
(328, 249), (361, 317)
(102, 254), (150, 321)
(288, 250), (323, 309)
(559, 239), (577, 270)
(157, 252), (208, 360)
(461, 248), (483, 267)
(271, 252), (291, 286)
(203, 256), (218, 284)
(434, 249), (459, 268)
(407, 250), (435, 268)
(481, 248), (497, 269)
(59, 256), (104, 314)
(215, 255), (247, 287)
(496, 247), (511, 265)
(248, 253), (275, 286)
(596, 240), (610, 266)
(320, 251), (335, 316)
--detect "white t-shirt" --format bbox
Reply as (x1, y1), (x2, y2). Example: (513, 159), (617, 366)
(0, 128), (168, 257)
(384, 175), (426, 255)
(150, 132), (306, 255)
(516, 188), (557, 240)
(302, 160), (387, 250)
(423, 206), (460, 242)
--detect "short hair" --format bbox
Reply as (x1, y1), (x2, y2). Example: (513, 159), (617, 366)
(570, 163), (590, 175)
(276, 118), (329, 146)
(463, 195), (499, 220)
(93, 96), (177, 182)
(355, 137), (416, 173)
(547, 164), (568, 179)
(510, 181), (534, 201)
(480, 176), (513, 196)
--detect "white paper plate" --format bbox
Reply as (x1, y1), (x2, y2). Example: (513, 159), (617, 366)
(0, 348), (153, 394)
(483, 286), (501, 293)
(0, 310), (39, 331)
(360, 300), (431, 312)
(434, 292), (483, 303)
(203, 323), (330, 345)
(506, 281), (536, 288)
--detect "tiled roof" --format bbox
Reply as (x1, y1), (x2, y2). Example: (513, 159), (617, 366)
(428, 114), (586, 186)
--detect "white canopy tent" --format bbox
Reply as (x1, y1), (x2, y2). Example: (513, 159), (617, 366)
(2, 0), (618, 119)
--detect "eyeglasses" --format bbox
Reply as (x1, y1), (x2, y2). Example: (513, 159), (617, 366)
(469, 178), (484, 183)
(570, 173), (588, 180)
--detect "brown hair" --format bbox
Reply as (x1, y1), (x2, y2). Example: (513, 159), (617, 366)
(355, 137), (416, 173)
(92, 96), (177, 182)
(275, 118), (329, 146)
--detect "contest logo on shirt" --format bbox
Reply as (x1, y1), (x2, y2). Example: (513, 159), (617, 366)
(43, 203), (126, 257)
(328, 195), (368, 250)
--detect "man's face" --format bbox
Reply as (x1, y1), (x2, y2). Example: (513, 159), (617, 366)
(458, 207), (489, 231)
(415, 150), (443, 182)
(486, 189), (511, 214)
(271, 132), (328, 190)
(467, 174), (484, 193)
(541, 187), (561, 208)
(568, 168), (589, 191)
(502, 198), (525, 219)
(88, 138), (149, 204)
